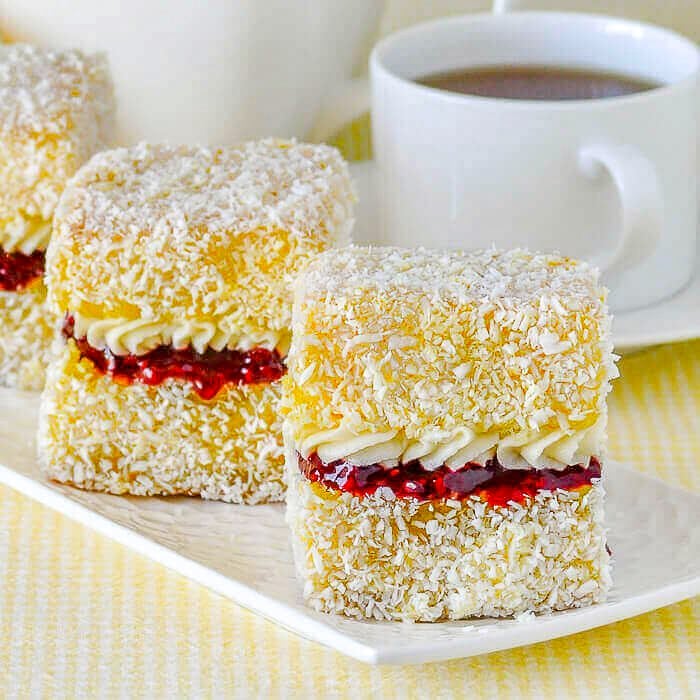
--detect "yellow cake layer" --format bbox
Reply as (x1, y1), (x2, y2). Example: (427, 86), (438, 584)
(0, 280), (55, 390)
(283, 246), (617, 469)
(0, 45), (114, 254)
(286, 459), (611, 621)
(38, 340), (285, 503)
(47, 140), (355, 354)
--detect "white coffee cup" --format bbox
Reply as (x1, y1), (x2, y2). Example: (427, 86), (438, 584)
(368, 13), (700, 312)
(0, 0), (383, 145)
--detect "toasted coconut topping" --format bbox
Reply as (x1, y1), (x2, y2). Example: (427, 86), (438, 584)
(0, 281), (55, 390)
(47, 140), (355, 343)
(0, 44), (113, 136)
(286, 453), (611, 621)
(284, 246), (617, 457)
(38, 340), (285, 504)
(0, 45), (115, 254)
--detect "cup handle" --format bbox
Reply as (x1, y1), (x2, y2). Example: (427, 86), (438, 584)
(577, 144), (662, 278)
(308, 77), (370, 143)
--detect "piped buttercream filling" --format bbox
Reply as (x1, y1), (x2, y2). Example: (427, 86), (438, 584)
(1, 217), (51, 255)
(70, 312), (288, 357)
(296, 415), (606, 471)
(62, 314), (286, 399)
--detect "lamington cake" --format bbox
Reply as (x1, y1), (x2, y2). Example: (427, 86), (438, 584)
(39, 140), (354, 503)
(0, 45), (114, 390)
(284, 246), (617, 621)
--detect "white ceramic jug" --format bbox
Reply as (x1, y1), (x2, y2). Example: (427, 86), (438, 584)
(0, 0), (384, 145)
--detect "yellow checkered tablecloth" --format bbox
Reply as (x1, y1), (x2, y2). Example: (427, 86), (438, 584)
(1, 127), (699, 697)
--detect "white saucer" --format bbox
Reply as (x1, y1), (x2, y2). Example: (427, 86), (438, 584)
(348, 162), (700, 354)
(1, 389), (698, 665)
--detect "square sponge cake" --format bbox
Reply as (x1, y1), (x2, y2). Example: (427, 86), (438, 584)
(39, 140), (354, 503)
(283, 246), (617, 620)
(0, 45), (114, 390)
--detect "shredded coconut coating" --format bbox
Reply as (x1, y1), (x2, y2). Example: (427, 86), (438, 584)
(0, 45), (115, 254)
(47, 140), (355, 347)
(0, 281), (55, 390)
(286, 459), (611, 621)
(284, 246), (617, 458)
(38, 341), (285, 503)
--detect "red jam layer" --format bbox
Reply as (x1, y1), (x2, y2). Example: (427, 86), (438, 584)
(63, 315), (286, 400)
(0, 248), (45, 291)
(299, 452), (602, 507)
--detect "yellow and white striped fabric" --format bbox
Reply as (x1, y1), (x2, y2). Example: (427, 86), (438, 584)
(1, 120), (699, 696)
(0, 339), (697, 697)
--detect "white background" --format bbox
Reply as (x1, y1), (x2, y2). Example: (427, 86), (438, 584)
(381, 1), (700, 40)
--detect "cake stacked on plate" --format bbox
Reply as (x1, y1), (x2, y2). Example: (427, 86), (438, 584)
(0, 44), (114, 390)
(284, 246), (617, 621)
(39, 139), (354, 503)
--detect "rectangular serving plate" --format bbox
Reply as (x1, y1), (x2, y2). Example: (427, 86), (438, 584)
(0, 388), (698, 665)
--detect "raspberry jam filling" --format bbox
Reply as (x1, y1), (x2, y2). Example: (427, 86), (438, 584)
(62, 315), (286, 400)
(0, 248), (45, 291)
(299, 452), (602, 507)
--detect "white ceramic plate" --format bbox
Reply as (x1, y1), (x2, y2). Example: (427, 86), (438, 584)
(0, 388), (698, 665)
(348, 162), (700, 355)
